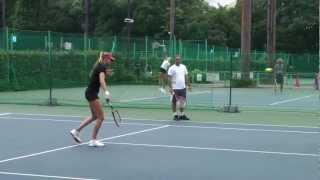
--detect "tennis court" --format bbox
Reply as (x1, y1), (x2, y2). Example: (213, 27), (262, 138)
(0, 112), (319, 180)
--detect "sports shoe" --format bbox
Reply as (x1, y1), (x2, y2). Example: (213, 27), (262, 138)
(159, 87), (166, 94)
(173, 115), (180, 121)
(70, 129), (82, 143)
(88, 140), (105, 147)
(180, 115), (190, 120)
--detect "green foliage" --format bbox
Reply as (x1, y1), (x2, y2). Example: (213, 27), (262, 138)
(0, 51), (162, 91)
(6, 0), (318, 53)
(191, 69), (207, 83)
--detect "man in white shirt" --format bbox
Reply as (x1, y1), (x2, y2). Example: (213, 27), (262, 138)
(167, 55), (191, 120)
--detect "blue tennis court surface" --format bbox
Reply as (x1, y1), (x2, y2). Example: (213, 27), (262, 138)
(0, 113), (319, 180)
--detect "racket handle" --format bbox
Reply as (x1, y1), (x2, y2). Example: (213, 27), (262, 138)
(106, 99), (111, 105)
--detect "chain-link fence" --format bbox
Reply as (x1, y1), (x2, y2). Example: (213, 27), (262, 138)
(0, 28), (318, 109)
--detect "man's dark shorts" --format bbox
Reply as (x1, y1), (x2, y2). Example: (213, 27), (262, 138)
(172, 88), (186, 104)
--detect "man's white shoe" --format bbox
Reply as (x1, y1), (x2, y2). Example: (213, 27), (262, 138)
(70, 129), (82, 143)
(88, 140), (105, 147)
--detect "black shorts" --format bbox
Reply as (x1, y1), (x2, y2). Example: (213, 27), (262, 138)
(172, 88), (186, 104)
(160, 68), (167, 74)
(276, 73), (284, 84)
(85, 89), (99, 102)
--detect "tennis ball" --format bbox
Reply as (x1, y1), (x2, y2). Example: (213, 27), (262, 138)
(265, 68), (273, 72)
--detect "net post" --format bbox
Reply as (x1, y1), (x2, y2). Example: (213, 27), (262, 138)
(229, 52), (232, 107)
(48, 30), (53, 106)
(223, 51), (239, 113)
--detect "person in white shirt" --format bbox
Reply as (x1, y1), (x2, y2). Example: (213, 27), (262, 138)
(167, 55), (191, 120)
(159, 57), (171, 93)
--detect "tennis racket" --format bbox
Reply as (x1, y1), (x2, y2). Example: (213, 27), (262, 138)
(106, 99), (122, 127)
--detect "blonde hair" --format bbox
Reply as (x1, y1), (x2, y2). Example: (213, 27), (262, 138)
(90, 52), (103, 77)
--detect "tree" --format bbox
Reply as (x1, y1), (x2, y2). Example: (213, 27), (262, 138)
(241, 0), (252, 80)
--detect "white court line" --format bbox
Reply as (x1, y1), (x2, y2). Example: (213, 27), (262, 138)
(104, 142), (320, 158)
(0, 117), (82, 123)
(169, 125), (319, 134)
(0, 113), (10, 116)
(122, 117), (320, 129)
(118, 90), (209, 103)
(0, 117), (160, 127)
(0, 125), (169, 164)
(0, 116), (318, 134)
(269, 95), (314, 106)
(0, 171), (99, 180)
(7, 112), (320, 129)
(9, 113), (83, 118)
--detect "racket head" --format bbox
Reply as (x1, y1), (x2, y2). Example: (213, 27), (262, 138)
(106, 99), (121, 127)
(113, 110), (122, 127)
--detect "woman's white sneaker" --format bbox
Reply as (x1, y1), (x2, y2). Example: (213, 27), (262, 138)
(88, 140), (105, 147)
(70, 129), (82, 143)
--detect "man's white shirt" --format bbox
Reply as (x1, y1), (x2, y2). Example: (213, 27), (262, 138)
(167, 64), (188, 89)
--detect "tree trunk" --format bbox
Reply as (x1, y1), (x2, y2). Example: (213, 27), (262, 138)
(170, 0), (175, 38)
(267, 0), (276, 68)
(84, 0), (90, 35)
(241, 0), (252, 80)
(127, 0), (132, 58)
(1, 0), (5, 28)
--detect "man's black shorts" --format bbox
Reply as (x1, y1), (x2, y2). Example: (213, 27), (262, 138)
(172, 88), (186, 104)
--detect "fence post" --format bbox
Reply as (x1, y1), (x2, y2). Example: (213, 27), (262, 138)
(205, 39), (208, 73)
(197, 42), (200, 61)
(173, 35), (176, 56)
(48, 30), (53, 105)
(10, 32), (13, 51)
(145, 36), (148, 68)
(212, 45), (215, 72)
(5, 27), (9, 82)
(84, 32), (88, 84)
(112, 35), (117, 52)
(133, 40), (136, 59)
(179, 39), (182, 57)
(5, 27), (9, 51)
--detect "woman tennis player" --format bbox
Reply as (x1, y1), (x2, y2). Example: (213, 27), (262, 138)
(70, 52), (115, 147)
(159, 56), (171, 93)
